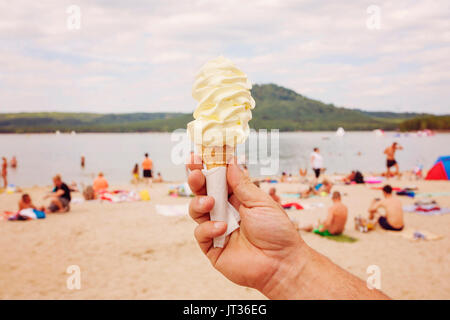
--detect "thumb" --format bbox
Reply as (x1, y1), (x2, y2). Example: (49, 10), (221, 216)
(227, 161), (275, 208)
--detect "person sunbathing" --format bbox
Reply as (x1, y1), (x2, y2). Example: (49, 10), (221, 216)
(93, 172), (109, 194)
(368, 184), (404, 231)
(19, 194), (37, 210)
(317, 179), (333, 194)
(299, 191), (348, 235)
(19, 193), (46, 213)
(299, 180), (332, 198)
(268, 187), (280, 203)
(153, 172), (163, 183)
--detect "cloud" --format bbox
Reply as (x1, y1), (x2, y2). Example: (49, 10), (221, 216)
(0, 0), (449, 114)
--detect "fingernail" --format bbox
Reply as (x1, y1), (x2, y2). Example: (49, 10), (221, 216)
(214, 221), (226, 229)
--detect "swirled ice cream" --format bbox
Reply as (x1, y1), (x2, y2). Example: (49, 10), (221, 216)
(187, 56), (255, 147)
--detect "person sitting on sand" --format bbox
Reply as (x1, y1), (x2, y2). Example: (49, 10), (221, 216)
(300, 180), (332, 198)
(299, 191), (348, 236)
(19, 194), (36, 210)
(280, 172), (288, 183)
(93, 172), (109, 194)
(317, 179), (333, 194)
(300, 185), (316, 198)
(268, 187), (280, 203)
(344, 170), (364, 184)
(19, 193), (46, 213)
(44, 175), (71, 213)
(368, 184), (404, 231)
(153, 172), (163, 183)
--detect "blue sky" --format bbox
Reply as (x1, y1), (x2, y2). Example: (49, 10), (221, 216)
(0, 0), (449, 114)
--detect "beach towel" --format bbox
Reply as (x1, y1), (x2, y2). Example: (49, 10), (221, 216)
(282, 202), (303, 210)
(403, 205), (450, 215)
(281, 193), (300, 198)
(7, 208), (46, 221)
(155, 204), (189, 217)
(385, 228), (443, 241)
(314, 232), (358, 243)
(396, 190), (415, 198)
(365, 177), (383, 184)
(416, 192), (450, 198)
(99, 190), (140, 203)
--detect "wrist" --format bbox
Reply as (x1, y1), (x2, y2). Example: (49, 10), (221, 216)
(260, 242), (312, 300)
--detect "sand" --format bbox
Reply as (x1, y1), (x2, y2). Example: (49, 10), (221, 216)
(1, 178), (449, 299)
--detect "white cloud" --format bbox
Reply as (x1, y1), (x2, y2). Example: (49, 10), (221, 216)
(0, 0), (449, 114)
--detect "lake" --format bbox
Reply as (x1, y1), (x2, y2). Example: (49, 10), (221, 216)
(1, 132), (449, 187)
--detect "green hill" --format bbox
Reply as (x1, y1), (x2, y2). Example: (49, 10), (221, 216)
(0, 84), (444, 133)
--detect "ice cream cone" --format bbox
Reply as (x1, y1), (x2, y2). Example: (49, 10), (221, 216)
(201, 145), (235, 170)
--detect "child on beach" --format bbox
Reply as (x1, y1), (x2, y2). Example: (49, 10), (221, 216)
(132, 163), (139, 183)
(153, 172), (163, 183)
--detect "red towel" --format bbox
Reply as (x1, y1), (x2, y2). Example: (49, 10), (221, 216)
(282, 202), (303, 210)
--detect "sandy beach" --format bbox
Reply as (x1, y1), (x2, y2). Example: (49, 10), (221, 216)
(1, 177), (449, 300)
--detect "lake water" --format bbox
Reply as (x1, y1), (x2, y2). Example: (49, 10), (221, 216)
(1, 132), (449, 187)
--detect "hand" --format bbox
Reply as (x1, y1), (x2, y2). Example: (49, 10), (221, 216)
(187, 154), (305, 298)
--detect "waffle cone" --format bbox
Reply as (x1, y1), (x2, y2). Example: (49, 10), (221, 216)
(202, 145), (235, 170)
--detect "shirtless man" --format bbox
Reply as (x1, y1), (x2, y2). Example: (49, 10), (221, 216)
(300, 191), (348, 235)
(384, 142), (403, 178)
(19, 194), (37, 210)
(368, 185), (404, 231)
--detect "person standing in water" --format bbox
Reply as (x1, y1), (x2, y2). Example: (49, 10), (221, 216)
(132, 163), (139, 184)
(1, 157), (7, 188)
(384, 142), (403, 178)
(10, 156), (17, 169)
(310, 147), (323, 180)
(142, 153), (153, 185)
(81, 156), (85, 169)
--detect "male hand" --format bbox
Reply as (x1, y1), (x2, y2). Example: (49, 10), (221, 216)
(187, 154), (305, 298)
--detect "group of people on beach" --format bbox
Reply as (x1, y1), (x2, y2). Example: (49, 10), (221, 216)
(15, 174), (72, 219)
(131, 153), (163, 184)
(267, 143), (405, 237)
(8, 152), (165, 218)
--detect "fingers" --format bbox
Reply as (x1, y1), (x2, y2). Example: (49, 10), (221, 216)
(189, 195), (214, 224)
(227, 161), (277, 209)
(194, 221), (227, 255)
(186, 152), (203, 171)
(188, 169), (206, 196)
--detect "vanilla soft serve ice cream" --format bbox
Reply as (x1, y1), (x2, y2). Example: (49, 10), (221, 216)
(188, 56), (255, 147)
